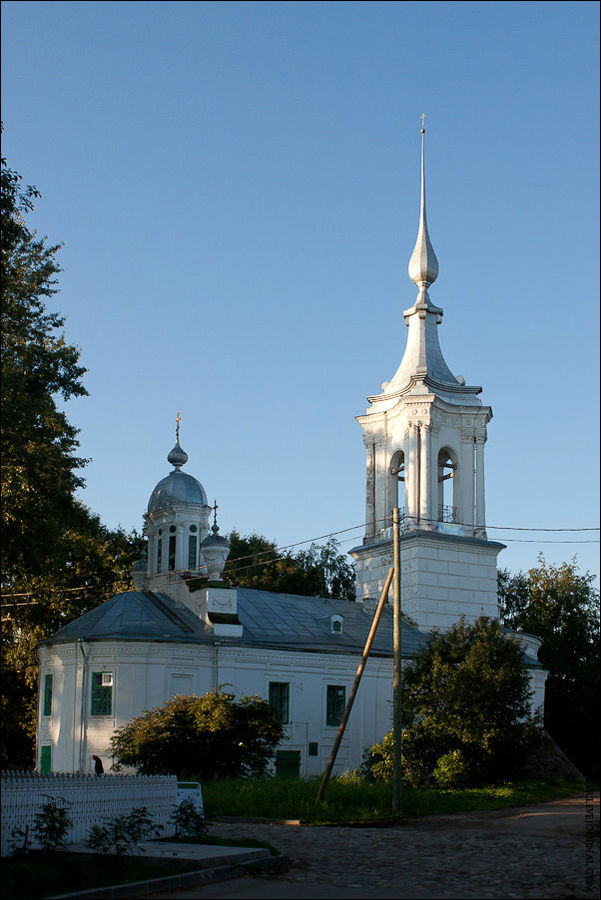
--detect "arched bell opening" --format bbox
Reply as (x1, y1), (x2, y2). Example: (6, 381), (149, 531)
(388, 449), (406, 529)
(437, 447), (458, 523)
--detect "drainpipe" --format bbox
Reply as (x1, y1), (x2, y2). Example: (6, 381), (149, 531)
(34, 647), (41, 771)
(77, 640), (88, 773)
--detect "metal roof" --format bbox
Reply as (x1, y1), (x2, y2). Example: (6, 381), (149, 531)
(40, 587), (541, 667)
(41, 588), (427, 658)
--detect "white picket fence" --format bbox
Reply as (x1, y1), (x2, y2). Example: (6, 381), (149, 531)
(0, 771), (178, 856)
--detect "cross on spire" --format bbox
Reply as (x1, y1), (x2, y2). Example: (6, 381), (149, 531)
(175, 410), (182, 441)
(419, 113), (426, 134)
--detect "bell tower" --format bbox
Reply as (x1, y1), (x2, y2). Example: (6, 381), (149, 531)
(349, 124), (505, 631)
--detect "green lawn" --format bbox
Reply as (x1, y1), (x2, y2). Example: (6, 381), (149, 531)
(202, 776), (586, 824)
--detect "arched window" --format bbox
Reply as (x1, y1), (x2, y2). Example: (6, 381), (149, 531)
(437, 448), (457, 523)
(388, 449), (406, 527)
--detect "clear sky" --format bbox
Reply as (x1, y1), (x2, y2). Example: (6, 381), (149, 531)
(2, 1), (599, 582)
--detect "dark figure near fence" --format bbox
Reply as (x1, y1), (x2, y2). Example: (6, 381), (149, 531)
(92, 755), (104, 775)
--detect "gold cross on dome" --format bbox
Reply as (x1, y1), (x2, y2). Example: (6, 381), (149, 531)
(419, 113), (426, 133)
(175, 410), (182, 440)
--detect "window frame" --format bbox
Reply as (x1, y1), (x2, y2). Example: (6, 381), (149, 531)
(268, 681), (290, 725)
(90, 671), (113, 717)
(326, 684), (346, 727)
(43, 673), (53, 717)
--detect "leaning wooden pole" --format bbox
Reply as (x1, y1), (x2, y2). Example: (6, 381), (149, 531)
(316, 566), (394, 804)
(392, 507), (402, 813)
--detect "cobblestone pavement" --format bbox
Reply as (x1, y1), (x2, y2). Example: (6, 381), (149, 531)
(190, 794), (599, 899)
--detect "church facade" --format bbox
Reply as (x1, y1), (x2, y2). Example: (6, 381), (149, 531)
(36, 131), (547, 777)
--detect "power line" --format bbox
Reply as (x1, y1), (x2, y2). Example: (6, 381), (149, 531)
(2, 515), (599, 599)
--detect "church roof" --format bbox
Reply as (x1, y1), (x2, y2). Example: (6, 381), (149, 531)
(40, 588), (429, 658)
(148, 470), (208, 513)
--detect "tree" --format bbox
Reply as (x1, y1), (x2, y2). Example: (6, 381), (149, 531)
(1, 146), (144, 767)
(498, 555), (600, 780)
(224, 532), (355, 601)
(110, 691), (284, 780)
(361, 617), (541, 787)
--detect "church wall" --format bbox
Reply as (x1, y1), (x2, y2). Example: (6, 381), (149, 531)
(37, 639), (396, 776)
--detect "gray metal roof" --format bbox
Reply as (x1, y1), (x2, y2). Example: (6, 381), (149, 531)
(40, 588), (542, 667)
(148, 470), (208, 513)
(41, 588), (427, 658)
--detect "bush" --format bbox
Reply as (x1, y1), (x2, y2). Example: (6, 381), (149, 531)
(361, 617), (543, 787)
(433, 750), (469, 789)
(168, 797), (207, 840)
(110, 690), (284, 779)
(86, 806), (162, 855)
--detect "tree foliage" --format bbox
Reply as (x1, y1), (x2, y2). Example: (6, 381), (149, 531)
(224, 531), (355, 601)
(498, 555), (600, 780)
(110, 691), (284, 780)
(1, 146), (143, 768)
(361, 617), (541, 787)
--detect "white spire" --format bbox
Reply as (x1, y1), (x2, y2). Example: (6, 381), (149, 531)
(407, 119), (438, 293)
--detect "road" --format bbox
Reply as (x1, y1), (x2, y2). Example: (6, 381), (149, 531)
(144, 793), (599, 899)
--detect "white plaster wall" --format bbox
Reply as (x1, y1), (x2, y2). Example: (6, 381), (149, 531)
(352, 533), (501, 631)
(37, 640), (396, 777)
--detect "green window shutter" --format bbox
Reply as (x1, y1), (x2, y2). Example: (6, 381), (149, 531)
(268, 682), (290, 724)
(40, 745), (52, 773)
(43, 674), (53, 717)
(326, 685), (346, 726)
(91, 672), (113, 716)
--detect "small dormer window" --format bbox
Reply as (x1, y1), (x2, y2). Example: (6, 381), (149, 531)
(330, 615), (343, 634)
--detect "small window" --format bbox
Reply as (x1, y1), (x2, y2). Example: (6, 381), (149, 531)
(330, 615), (343, 634)
(269, 682), (290, 724)
(156, 538), (162, 573)
(169, 525), (176, 533)
(189, 524), (197, 532)
(188, 534), (197, 569)
(43, 673), (53, 717)
(308, 741), (318, 757)
(91, 672), (113, 716)
(40, 745), (52, 774)
(168, 535), (176, 571)
(326, 685), (346, 727)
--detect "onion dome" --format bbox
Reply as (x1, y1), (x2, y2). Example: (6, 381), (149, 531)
(148, 420), (208, 513)
(167, 437), (189, 470)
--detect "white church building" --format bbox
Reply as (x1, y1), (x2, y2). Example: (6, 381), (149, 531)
(36, 131), (547, 778)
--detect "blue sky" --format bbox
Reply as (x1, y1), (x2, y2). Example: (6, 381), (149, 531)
(2, 1), (599, 581)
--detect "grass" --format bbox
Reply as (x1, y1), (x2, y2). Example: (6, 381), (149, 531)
(202, 775), (586, 824)
(0, 851), (202, 900)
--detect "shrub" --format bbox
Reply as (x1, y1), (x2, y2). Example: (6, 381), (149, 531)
(168, 797), (207, 840)
(361, 617), (542, 787)
(433, 750), (469, 789)
(33, 796), (73, 852)
(86, 806), (162, 855)
(110, 690), (284, 779)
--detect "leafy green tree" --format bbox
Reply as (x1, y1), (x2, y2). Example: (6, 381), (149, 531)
(1, 146), (144, 768)
(498, 556), (600, 780)
(361, 617), (541, 787)
(224, 531), (355, 601)
(110, 691), (284, 780)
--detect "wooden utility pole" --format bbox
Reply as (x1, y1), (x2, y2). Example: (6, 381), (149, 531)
(316, 567), (394, 804)
(392, 507), (402, 813)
